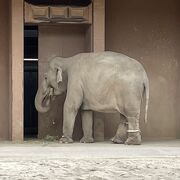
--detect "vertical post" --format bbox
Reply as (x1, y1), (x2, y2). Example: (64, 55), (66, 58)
(93, 0), (105, 52)
(9, 0), (24, 141)
(93, 0), (105, 141)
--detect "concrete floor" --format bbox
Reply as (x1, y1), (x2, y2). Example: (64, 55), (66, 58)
(0, 140), (180, 179)
(0, 139), (180, 159)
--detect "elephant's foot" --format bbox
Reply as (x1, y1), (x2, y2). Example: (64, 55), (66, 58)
(111, 136), (125, 144)
(80, 136), (94, 143)
(59, 136), (73, 143)
(125, 132), (141, 145)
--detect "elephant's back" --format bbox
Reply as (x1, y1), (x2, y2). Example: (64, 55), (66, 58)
(73, 51), (146, 78)
(69, 51), (147, 87)
(74, 51), (143, 69)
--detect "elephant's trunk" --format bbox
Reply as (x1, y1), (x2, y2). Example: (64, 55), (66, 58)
(35, 87), (51, 113)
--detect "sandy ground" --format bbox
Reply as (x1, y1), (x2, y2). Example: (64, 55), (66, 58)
(0, 140), (180, 180)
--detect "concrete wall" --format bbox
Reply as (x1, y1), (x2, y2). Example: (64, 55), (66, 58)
(0, 0), (10, 140)
(106, 0), (180, 139)
(38, 25), (91, 140)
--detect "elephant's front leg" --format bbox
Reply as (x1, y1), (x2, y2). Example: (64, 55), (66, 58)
(80, 111), (94, 143)
(60, 97), (81, 143)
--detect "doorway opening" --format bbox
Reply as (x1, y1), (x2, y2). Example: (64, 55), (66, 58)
(24, 26), (38, 138)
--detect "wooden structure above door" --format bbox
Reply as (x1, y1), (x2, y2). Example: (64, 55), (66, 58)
(25, 2), (92, 24)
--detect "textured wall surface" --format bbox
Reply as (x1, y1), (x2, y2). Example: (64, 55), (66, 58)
(0, 0), (10, 140)
(106, 0), (180, 139)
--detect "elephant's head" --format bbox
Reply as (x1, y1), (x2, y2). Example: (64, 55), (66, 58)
(35, 59), (67, 113)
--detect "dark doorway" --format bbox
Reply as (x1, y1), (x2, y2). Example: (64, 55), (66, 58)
(24, 61), (38, 137)
(24, 26), (38, 138)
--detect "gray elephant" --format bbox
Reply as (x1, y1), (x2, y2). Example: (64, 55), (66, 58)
(35, 51), (149, 145)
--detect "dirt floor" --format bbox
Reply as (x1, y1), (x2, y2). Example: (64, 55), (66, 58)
(0, 140), (180, 179)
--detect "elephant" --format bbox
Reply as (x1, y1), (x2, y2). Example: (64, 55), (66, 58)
(35, 51), (149, 145)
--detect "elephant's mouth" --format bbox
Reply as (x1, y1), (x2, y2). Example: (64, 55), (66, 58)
(42, 87), (56, 106)
(42, 92), (51, 107)
(35, 87), (55, 113)
(35, 81), (65, 113)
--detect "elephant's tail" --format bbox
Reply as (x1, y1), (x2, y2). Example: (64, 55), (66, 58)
(144, 76), (149, 124)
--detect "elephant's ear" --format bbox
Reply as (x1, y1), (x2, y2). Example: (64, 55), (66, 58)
(57, 68), (62, 83)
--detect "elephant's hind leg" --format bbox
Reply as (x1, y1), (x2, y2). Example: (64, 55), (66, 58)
(125, 111), (141, 145)
(80, 111), (94, 143)
(111, 116), (128, 144)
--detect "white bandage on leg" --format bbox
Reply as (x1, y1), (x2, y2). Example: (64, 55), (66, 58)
(127, 130), (140, 133)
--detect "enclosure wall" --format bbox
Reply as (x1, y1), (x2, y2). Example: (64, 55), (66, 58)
(105, 0), (180, 139)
